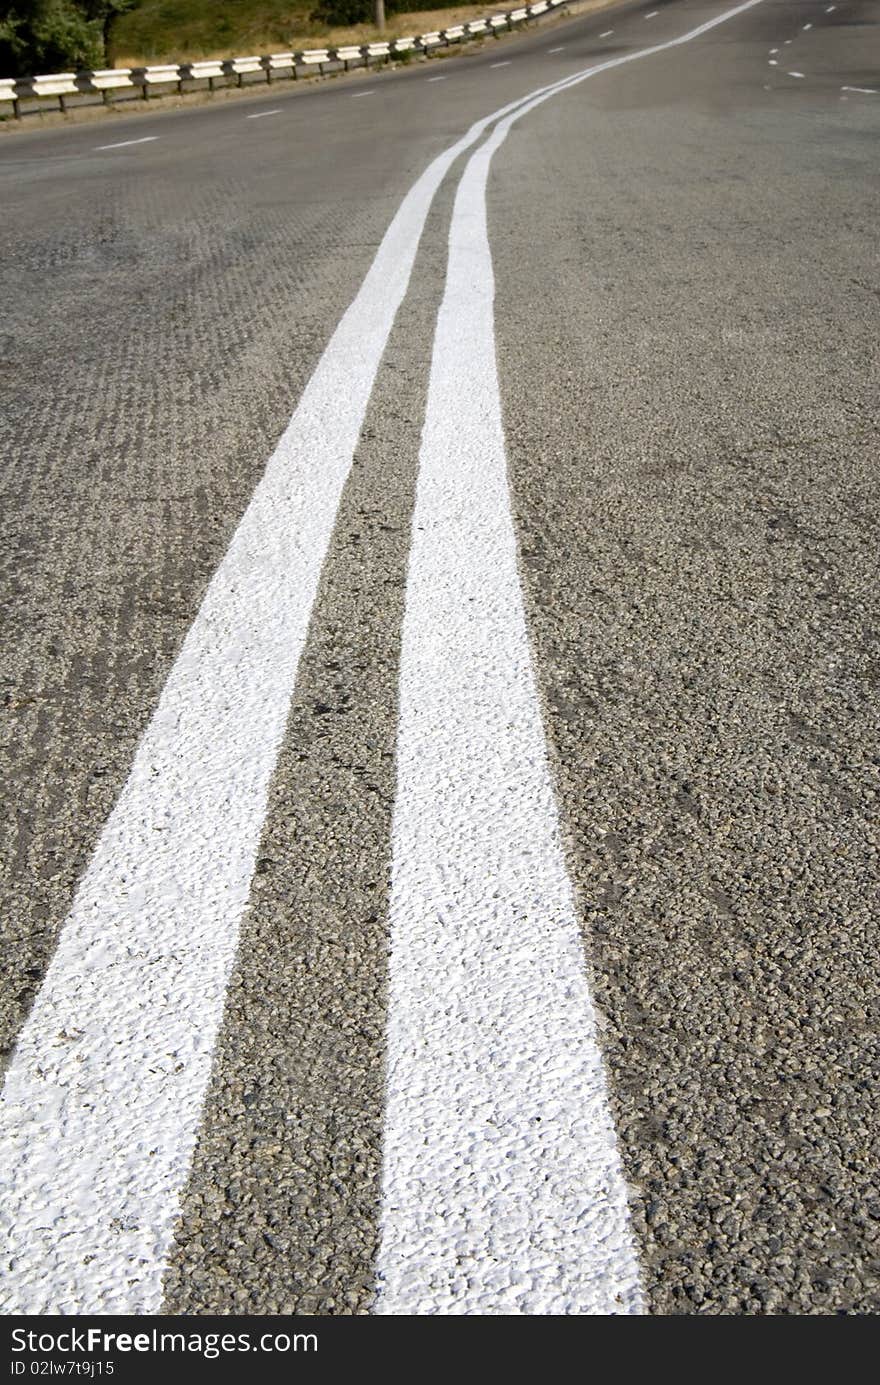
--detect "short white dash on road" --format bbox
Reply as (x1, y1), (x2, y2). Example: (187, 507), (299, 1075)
(802, 22), (812, 29)
(94, 136), (158, 150)
(645, 9), (658, 16)
(351, 89), (375, 97)
(600, 29), (614, 37)
(375, 0), (769, 1318)
(769, 46), (778, 53)
(246, 108), (281, 119)
(788, 70), (805, 77)
(841, 84), (877, 93)
(491, 60), (512, 67)
(769, 59), (777, 65)
(826, 4), (836, 10)
(548, 46), (566, 52)
(427, 75), (446, 80)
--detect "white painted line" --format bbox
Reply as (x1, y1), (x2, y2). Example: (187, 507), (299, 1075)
(802, 22), (812, 29)
(769, 47), (779, 53)
(246, 108), (282, 119)
(548, 46), (566, 52)
(600, 29), (614, 37)
(841, 85), (877, 93)
(826, 4), (836, 10)
(769, 59), (777, 65)
(375, 0), (769, 1317)
(491, 61), (512, 67)
(94, 136), (158, 151)
(645, 9), (659, 16)
(351, 89), (375, 97)
(427, 75), (447, 80)
(0, 74), (571, 1320)
(0, 0), (770, 1317)
(788, 70), (805, 77)
(375, 109), (642, 1323)
(784, 38), (792, 43)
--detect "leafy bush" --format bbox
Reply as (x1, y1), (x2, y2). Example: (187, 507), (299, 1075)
(0, 0), (137, 75)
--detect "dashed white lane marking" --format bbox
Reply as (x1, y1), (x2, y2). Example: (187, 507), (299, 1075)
(600, 29), (615, 37)
(770, 46), (779, 52)
(351, 89), (375, 97)
(94, 136), (158, 150)
(826, 4), (836, 10)
(491, 60), (512, 67)
(427, 75), (447, 80)
(375, 0), (767, 1317)
(803, 22), (812, 29)
(0, 77), (570, 1319)
(246, 108), (282, 119)
(769, 59), (778, 65)
(841, 84), (878, 93)
(788, 70), (805, 77)
(0, 0), (769, 1318)
(548, 45), (566, 52)
(645, 10), (659, 17)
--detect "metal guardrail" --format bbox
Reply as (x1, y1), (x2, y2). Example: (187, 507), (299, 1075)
(0, 1), (560, 118)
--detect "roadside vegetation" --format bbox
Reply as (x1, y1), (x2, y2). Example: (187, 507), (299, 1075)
(0, 2), (136, 75)
(0, 0), (509, 73)
(111, 0), (503, 66)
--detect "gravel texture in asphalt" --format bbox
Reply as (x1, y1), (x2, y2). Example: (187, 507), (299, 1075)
(0, 0), (877, 1314)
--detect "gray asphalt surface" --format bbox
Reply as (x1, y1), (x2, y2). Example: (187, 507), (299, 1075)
(1, 0), (878, 1315)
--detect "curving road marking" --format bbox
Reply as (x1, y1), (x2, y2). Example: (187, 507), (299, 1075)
(375, 0), (768, 1317)
(0, 0), (769, 1317)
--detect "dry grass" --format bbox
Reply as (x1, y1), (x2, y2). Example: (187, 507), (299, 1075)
(113, 3), (513, 67)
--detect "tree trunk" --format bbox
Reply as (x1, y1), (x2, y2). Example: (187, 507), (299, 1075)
(102, 12), (115, 68)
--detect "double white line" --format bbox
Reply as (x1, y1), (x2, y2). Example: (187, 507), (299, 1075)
(0, 0), (764, 1316)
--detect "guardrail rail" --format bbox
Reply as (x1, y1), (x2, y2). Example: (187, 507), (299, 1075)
(0, 1), (563, 119)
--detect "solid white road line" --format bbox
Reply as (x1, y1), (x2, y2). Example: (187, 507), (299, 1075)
(0, 0), (768, 1318)
(94, 136), (158, 150)
(0, 78), (576, 1318)
(374, 137), (643, 1316)
(841, 85), (877, 93)
(246, 108), (282, 119)
(375, 0), (767, 1317)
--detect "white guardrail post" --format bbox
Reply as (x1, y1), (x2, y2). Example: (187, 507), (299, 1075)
(0, 2), (567, 119)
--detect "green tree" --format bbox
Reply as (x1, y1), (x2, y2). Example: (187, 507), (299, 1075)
(80, 1), (138, 66)
(0, 0), (139, 76)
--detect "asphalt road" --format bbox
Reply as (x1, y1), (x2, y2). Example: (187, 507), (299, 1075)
(1, 0), (878, 1316)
